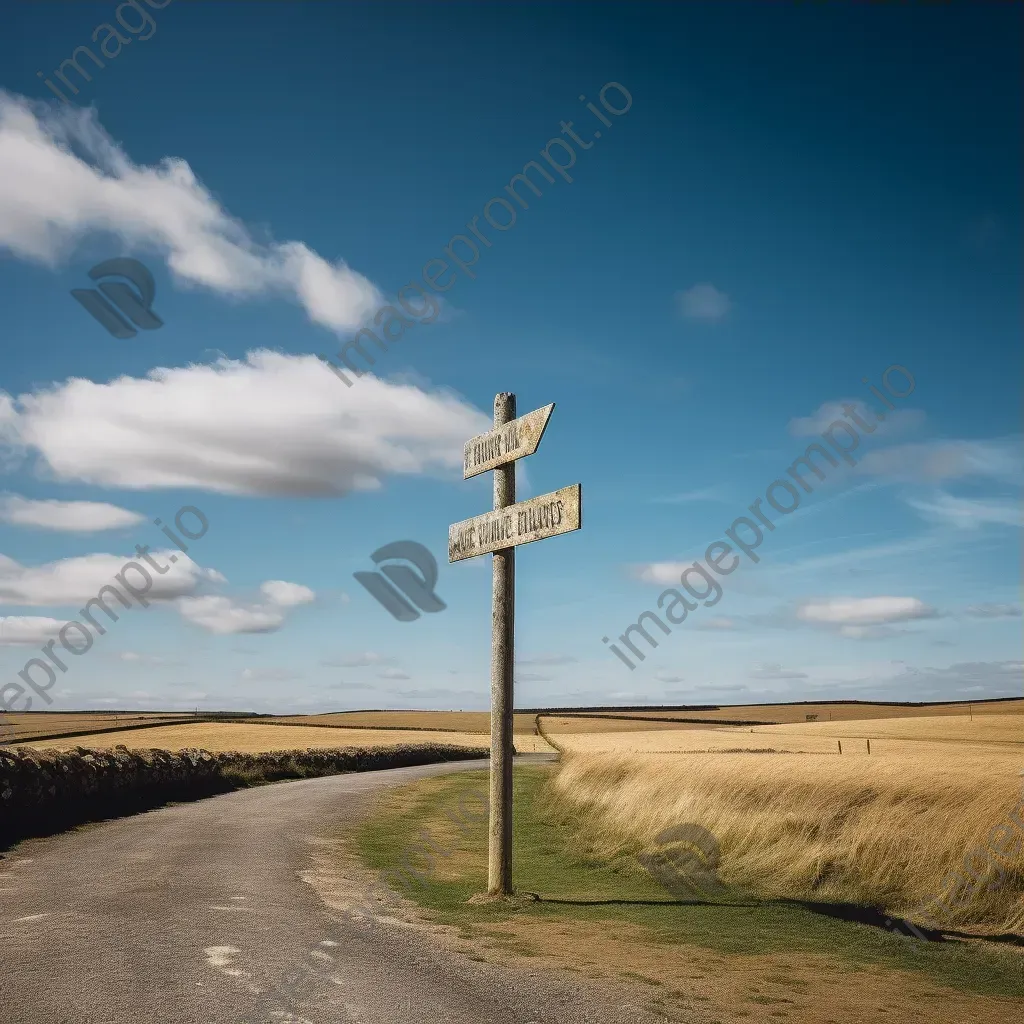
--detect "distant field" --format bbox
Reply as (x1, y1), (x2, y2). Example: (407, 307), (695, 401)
(5, 699), (1018, 747)
(752, 714), (1022, 745)
(552, 714), (1023, 754)
(259, 711), (541, 734)
(16, 721), (555, 754)
(555, 697), (1024, 726)
(0, 711), (202, 744)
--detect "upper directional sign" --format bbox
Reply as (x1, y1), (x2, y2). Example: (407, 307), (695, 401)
(449, 483), (582, 562)
(463, 403), (554, 479)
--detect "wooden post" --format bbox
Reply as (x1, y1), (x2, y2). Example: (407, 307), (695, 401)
(450, 394), (580, 899)
(867, 739), (871, 755)
(488, 392), (516, 896)
(838, 740), (842, 755)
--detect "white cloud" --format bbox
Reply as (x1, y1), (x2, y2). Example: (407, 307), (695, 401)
(675, 283), (730, 321)
(631, 562), (689, 585)
(0, 350), (490, 497)
(966, 603), (1022, 619)
(797, 596), (937, 627)
(0, 550), (219, 607)
(0, 92), (381, 332)
(175, 579), (316, 636)
(856, 438), (1022, 483)
(175, 580), (313, 635)
(322, 651), (392, 668)
(880, 660), (1023, 701)
(0, 615), (66, 645)
(176, 595), (286, 635)
(377, 667), (410, 681)
(905, 492), (1021, 530)
(0, 494), (143, 531)
(837, 625), (904, 641)
(260, 580), (315, 607)
(750, 662), (808, 680)
(654, 670), (685, 683)
(117, 651), (177, 665)
(695, 617), (737, 631)
(788, 400), (924, 438)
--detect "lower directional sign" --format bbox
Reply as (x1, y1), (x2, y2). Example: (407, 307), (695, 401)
(448, 483), (582, 562)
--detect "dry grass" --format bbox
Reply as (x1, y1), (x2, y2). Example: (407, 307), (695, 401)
(16, 721), (555, 754)
(548, 715), (1024, 934)
(552, 749), (1024, 933)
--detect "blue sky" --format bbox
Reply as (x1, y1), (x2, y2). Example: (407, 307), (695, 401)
(0, 1), (1020, 715)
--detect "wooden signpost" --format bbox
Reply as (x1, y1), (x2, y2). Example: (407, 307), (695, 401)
(450, 393), (582, 896)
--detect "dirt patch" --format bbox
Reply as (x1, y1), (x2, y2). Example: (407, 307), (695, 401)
(458, 915), (1023, 1024)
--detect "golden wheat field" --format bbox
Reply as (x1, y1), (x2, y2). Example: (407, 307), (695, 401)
(258, 711), (542, 734)
(571, 697), (1024, 726)
(549, 713), (1024, 934)
(751, 714), (1023, 744)
(550, 714), (1023, 754)
(15, 721), (555, 754)
(0, 711), (200, 744)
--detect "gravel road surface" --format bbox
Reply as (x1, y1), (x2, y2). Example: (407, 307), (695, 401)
(0, 755), (684, 1024)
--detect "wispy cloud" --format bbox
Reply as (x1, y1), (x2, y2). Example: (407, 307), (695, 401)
(675, 283), (730, 322)
(322, 651), (394, 668)
(517, 653), (577, 666)
(905, 492), (1021, 530)
(654, 669), (685, 683)
(788, 400), (925, 439)
(965, 603), (1022, 619)
(857, 437), (1021, 484)
(796, 596), (938, 628)
(241, 667), (302, 683)
(0, 494), (143, 532)
(650, 486), (729, 505)
(750, 663), (807, 680)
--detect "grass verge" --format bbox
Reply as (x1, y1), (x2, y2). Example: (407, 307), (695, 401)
(354, 764), (1024, 1023)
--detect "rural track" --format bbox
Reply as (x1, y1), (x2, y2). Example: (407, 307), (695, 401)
(0, 754), (679, 1024)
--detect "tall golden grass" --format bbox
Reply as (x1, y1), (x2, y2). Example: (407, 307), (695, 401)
(551, 740), (1024, 934)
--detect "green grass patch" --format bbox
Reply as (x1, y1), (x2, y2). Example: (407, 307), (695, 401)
(354, 764), (1024, 999)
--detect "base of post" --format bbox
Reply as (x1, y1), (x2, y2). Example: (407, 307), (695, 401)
(466, 890), (540, 906)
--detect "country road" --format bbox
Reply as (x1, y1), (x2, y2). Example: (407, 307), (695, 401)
(0, 755), (678, 1024)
